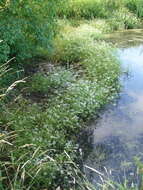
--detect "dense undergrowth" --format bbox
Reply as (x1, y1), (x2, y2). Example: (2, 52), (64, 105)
(0, 30), (120, 190)
(0, 0), (143, 189)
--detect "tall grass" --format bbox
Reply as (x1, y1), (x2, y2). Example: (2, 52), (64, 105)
(124, 0), (143, 17)
(58, 0), (143, 20)
(58, 0), (124, 19)
(57, 0), (142, 32)
(84, 162), (143, 190)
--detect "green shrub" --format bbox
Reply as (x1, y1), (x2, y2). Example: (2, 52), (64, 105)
(0, 0), (60, 63)
(0, 1), (123, 188)
(51, 23), (121, 115)
(0, 39), (120, 187)
(51, 79), (115, 119)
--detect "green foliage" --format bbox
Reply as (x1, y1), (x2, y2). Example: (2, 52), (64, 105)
(0, 75), (112, 189)
(52, 24), (120, 85)
(81, 42), (120, 86)
(0, 41), (10, 63)
(108, 8), (141, 30)
(58, 0), (124, 19)
(0, 36), (120, 188)
(0, 106), (76, 189)
(58, 0), (106, 19)
(1, 0), (137, 189)
(57, 0), (143, 32)
(0, 0), (59, 63)
(52, 24), (104, 64)
(0, 69), (119, 189)
(30, 67), (76, 94)
(124, 0), (143, 17)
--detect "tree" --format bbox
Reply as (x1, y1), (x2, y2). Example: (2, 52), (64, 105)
(0, 0), (59, 63)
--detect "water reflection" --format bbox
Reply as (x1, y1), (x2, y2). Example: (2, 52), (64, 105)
(84, 38), (143, 187)
(105, 29), (143, 48)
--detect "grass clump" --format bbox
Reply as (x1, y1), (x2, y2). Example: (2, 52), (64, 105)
(108, 8), (141, 31)
(58, 0), (124, 19)
(52, 24), (105, 64)
(57, 0), (143, 34)
(124, 0), (143, 18)
(53, 24), (120, 86)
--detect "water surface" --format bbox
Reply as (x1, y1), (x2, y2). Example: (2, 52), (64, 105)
(83, 30), (143, 188)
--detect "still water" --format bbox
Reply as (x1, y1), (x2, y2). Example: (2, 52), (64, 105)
(83, 30), (143, 188)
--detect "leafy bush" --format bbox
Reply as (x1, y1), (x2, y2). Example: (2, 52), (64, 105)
(0, 74), (114, 189)
(81, 42), (120, 84)
(0, 0), (59, 63)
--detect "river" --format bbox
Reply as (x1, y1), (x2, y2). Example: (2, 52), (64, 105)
(82, 30), (143, 189)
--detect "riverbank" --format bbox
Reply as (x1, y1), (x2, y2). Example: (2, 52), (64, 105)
(0, 0), (143, 189)
(0, 28), (120, 190)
